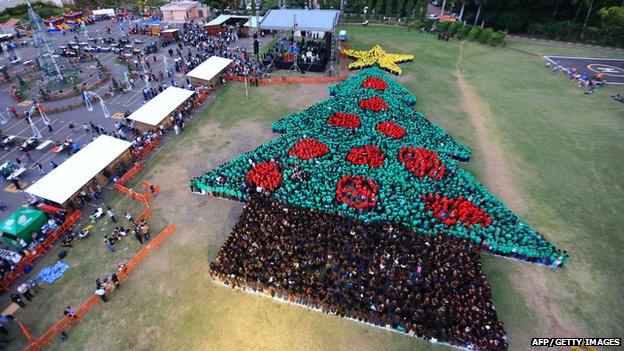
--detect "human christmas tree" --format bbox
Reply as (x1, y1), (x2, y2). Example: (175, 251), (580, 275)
(191, 67), (566, 266)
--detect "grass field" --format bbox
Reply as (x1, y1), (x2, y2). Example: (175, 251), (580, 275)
(4, 25), (623, 350)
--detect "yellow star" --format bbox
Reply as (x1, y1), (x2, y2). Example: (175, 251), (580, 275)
(342, 45), (414, 75)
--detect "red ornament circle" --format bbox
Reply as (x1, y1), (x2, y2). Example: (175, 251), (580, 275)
(361, 77), (388, 91)
(289, 138), (329, 160)
(245, 161), (282, 191)
(376, 121), (406, 139)
(327, 112), (361, 128)
(346, 145), (385, 168)
(423, 194), (492, 228)
(398, 147), (446, 180)
(336, 175), (378, 210)
(359, 96), (388, 112)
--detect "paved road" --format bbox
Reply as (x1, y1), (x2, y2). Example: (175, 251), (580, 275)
(545, 56), (624, 85)
(0, 20), (263, 217)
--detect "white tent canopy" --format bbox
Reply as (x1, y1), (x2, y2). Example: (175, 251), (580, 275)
(26, 136), (131, 205)
(128, 87), (194, 126)
(92, 9), (115, 17)
(259, 9), (340, 32)
(205, 14), (262, 28)
(186, 56), (233, 82)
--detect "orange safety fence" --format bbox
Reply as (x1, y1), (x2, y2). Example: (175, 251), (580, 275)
(130, 135), (161, 160)
(192, 89), (212, 107)
(116, 162), (144, 186)
(142, 180), (161, 195)
(21, 223), (177, 351)
(0, 211), (82, 292)
(113, 184), (152, 204)
(133, 207), (153, 225)
(224, 68), (348, 85)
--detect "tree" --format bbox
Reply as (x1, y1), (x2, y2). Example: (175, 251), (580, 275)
(597, 5), (624, 45)
(582, 0), (595, 32)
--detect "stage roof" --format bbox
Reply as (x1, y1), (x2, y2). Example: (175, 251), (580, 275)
(128, 86), (194, 126)
(186, 56), (233, 82)
(160, 0), (199, 11)
(259, 9), (340, 32)
(26, 136), (131, 205)
(205, 14), (262, 28)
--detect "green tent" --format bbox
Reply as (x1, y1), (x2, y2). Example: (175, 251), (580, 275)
(0, 207), (47, 249)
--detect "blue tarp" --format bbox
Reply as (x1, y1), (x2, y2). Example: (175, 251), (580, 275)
(259, 9), (340, 32)
(37, 261), (70, 284)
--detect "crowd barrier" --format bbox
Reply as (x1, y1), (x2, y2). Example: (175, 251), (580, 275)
(0, 211), (82, 292)
(21, 223), (177, 351)
(116, 162), (143, 186)
(112, 162), (161, 205)
(131, 136), (161, 160)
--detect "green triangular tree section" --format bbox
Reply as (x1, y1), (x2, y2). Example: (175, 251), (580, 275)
(190, 67), (566, 265)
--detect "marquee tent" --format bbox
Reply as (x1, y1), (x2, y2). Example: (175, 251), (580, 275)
(186, 56), (233, 85)
(127, 86), (194, 130)
(26, 135), (132, 206)
(258, 9), (340, 32)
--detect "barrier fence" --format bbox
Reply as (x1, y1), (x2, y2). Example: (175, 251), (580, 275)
(112, 162), (161, 205)
(21, 223), (177, 351)
(116, 162), (143, 186)
(0, 211), (82, 292)
(130, 136), (161, 160)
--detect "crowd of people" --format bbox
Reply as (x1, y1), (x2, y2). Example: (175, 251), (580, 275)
(547, 62), (606, 94)
(173, 21), (258, 78)
(103, 213), (151, 252)
(211, 194), (508, 350)
(192, 68), (568, 267)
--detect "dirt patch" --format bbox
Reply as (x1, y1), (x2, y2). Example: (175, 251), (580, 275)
(260, 83), (331, 111)
(455, 41), (525, 213)
(455, 41), (581, 338)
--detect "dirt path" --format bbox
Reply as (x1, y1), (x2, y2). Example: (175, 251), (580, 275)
(454, 41), (525, 212)
(454, 41), (579, 339)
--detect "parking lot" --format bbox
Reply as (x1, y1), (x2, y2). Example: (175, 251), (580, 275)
(0, 19), (258, 215)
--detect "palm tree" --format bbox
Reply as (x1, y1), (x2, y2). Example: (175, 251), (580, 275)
(580, 0), (595, 38)
(458, 0), (468, 20)
(440, 0), (447, 16)
(473, 0), (485, 25)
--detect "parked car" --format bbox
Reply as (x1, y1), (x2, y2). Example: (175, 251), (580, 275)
(431, 0), (442, 6)
(427, 13), (440, 20)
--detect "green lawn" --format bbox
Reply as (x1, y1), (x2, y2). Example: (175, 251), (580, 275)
(5, 25), (622, 350)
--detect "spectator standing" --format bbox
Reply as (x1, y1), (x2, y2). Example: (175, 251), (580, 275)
(104, 236), (116, 252)
(95, 286), (108, 302)
(10, 293), (25, 307)
(133, 227), (143, 244)
(17, 282), (33, 300)
(63, 306), (76, 319)
(107, 207), (117, 223)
